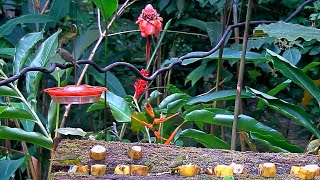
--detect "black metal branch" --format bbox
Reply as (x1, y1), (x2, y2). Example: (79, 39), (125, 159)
(0, 0), (314, 86)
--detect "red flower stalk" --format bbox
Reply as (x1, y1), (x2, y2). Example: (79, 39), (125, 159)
(136, 4), (163, 38)
(133, 69), (149, 100)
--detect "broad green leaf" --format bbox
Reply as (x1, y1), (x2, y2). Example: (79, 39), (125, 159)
(247, 37), (276, 50)
(0, 106), (35, 120)
(74, 29), (99, 60)
(254, 21), (320, 41)
(57, 127), (86, 137)
(88, 70), (126, 97)
(131, 112), (148, 133)
(206, 22), (222, 46)
(11, 103), (35, 132)
(47, 101), (58, 133)
(182, 48), (266, 65)
(185, 110), (302, 152)
(175, 18), (207, 31)
(159, 93), (190, 109)
(179, 129), (230, 149)
(0, 48), (14, 57)
(248, 88), (320, 139)
(91, 91), (131, 122)
(0, 156), (26, 180)
(185, 62), (214, 86)
(148, 90), (162, 104)
(309, 45), (320, 55)
(282, 48), (301, 65)
(0, 14), (57, 38)
(258, 61), (320, 108)
(46, 0), (70, 28)
(0, 106), (7, 114)
(187, 90), (254, 105)
(14, 31), (44, 75)
(267, 49), (320, 106)
(26, 29), (61, 101)
(0, 126), (52, 150)
(250, 132), (290, 152)
(86, 99), (108, 112)
(0, 86), (19, 98)
(167, 99), (186, 114)
(91, 0), (118, 20)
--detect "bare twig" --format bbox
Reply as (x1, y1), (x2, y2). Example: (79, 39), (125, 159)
(231, 0), (253, 151)
(97, 9), (103, 35)
(40, 0), (49, 14)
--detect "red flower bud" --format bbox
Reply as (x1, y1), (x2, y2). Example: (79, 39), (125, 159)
(136, 4), (163, 37)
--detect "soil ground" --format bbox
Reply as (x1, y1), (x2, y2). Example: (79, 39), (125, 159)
(53, 140), (320, 179)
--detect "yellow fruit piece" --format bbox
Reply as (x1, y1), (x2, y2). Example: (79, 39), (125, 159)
(91, 164), (106, 176)
(77, 165), (89, 174)
(114, 165), (130, 175)
(178, 164), (200, 177)
(128, 146), (142, 160)
(90, 145), (106, 161)
(290, 166), (301, 175)
(214, 165), (234, 177)
(298, 166), (317, 180)
(259, 163), (276, 177)
(130, 165), (148, 176)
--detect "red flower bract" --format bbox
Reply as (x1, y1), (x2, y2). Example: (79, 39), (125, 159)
(134, 69), (149, 100)
(136, 4), (163, 37)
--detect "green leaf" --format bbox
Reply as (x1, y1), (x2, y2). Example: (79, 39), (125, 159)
(179, 129), (230, 149)
(182, 48), (266, 65)
(91, 0), (118, 20)
(267, 49), (320, 106)
(26, 29), (61, 101)
(0, 14), (57, 38)
(57, 128), (86, 137)
(11, 103), (35, 132)
(282, 48), (301, 65)
(184, 110), (302, 152)
(167, 99), (186, 114)
(0, 126), (52, 150)
(185, 63), (214, 86)
(175, 18), (207, 31)
(0, 156), (26, 180)
(0, 106), (35, 120)
(46, 0), (70, 28)
(254, 21), (320, 42)
(47, 101), (58, 133)
(258, 62), (320, 108)
(131, 112), (148, 133)
(0, 86), (19, 98)
(86, 99), (107, 112)
(75, 29), (99, 60)
(88, 70), (126, 97)
(0, 48), (14, 57)
(14, 31), (44, 75)
(187, 90), (254, 105)
(89, 91), (131, 122)
(206, 22), (222, 46)
(159, 93), (190, 109)
(250, 132), (290, 152)
(148, 90), (162, 104)
(248, 88), (320, 139)
(309, 45), (320, 55)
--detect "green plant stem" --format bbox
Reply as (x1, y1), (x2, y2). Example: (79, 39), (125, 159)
(146, 19), (172, 71)
(231, 0), (253, 151)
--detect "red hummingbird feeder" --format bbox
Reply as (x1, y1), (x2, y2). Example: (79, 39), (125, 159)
(44, 85), (108, 104)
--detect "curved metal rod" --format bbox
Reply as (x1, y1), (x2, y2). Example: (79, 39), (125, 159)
(0, 0), (315, 86)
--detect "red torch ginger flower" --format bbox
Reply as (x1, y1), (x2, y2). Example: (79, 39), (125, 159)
(134, 69), (149, 100)
(136, 4), (163, 37)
